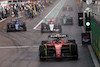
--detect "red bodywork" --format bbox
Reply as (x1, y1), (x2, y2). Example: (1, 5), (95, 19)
(44, 40), (71, 58)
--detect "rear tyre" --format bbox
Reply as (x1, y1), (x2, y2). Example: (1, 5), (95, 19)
(7, 29), (10, 32)
(24, 27), (27, 31)
(41, 23), (44, 33)
(58, 25), (62, 33)
(7, 23), (9, 32)
(68, 40), (76, 43)
(32, 15), (34, 18)
(71, 43), (78, 60)
(22, 22), (27, 31)
(22, 22), (26, 26)
(71, 18), (73, 25)
(7, 23), (12, 32)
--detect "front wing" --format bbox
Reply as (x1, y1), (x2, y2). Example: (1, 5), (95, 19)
(42, 28), (61, 33)
(7, 26), (26, 32)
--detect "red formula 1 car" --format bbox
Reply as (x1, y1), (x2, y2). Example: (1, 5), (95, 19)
(39, 34), (78, 60)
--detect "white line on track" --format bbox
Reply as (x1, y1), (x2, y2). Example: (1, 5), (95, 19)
(54, 1), (65, 18)
(0, 18), (6, 23)
(81, 25), (100, 67)
(0, 45), (83, 49)
(88, 45), (100, 67)
(33, 0), (64, 30)
(0, 46), (39, 49)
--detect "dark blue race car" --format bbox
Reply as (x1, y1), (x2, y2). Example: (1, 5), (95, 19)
(7, 20), (27, 32)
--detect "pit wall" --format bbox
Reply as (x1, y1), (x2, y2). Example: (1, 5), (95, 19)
(91, 20), (100, 63)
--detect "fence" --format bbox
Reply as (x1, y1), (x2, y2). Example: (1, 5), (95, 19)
(91, 13), (100, 63)
(82, 1), (100, 63)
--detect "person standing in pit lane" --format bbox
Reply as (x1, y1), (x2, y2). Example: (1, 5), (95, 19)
(0, 11), (2, 20)
(5, 8), (8, 17)
(1, 10), (5, 19)
(37, 5), (40, 15)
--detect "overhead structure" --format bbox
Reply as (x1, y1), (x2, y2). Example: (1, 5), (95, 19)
(86, 0), (93, 4)
(83, 0), (96, 4)
(0, 2), (30, 4)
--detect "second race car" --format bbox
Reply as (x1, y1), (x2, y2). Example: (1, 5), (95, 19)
(7, 19), (27, 32)
(61, 15), (73, 25)
(41, 19), (62, 33)
(39, 34), (78, 60)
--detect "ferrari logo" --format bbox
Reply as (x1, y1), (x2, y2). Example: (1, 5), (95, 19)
(57, 47), (60, 49)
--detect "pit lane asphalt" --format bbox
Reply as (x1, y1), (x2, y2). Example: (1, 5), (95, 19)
(0, 0), (95, 67)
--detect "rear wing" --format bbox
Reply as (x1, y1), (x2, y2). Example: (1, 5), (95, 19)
(12, 19), (21, 22)
(45, 19), (56, 21)
(42, 19), (56, 23)
(48, 34), (68, 38)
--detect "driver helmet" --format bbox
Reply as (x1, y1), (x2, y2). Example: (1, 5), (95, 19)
(16, 20), (19, 24)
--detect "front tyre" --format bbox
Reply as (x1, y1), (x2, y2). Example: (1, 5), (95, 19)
(58, 25), (62, 33)
(39, 45), (46, 61)
(71, 43), (78, 60)
(23, 27), (27, 31)
(41, 23), (44, 33)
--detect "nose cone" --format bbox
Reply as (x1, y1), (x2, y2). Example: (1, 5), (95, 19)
(55, 44), (62, 58)
(56, 53), (61, 58)
(55, 47), (61, 58)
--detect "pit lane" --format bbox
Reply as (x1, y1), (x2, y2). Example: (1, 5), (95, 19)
(0, 0), (95, 67)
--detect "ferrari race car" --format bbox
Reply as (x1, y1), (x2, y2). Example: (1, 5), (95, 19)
(61, 15), (73, 25)
(63, 5), (73, 11)
(39, 34), (78, 60)
(7, 19), (27, 32)
(41, 19), (62, 33)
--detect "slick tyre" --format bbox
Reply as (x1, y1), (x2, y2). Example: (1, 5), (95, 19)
(22, 22), (26, 26)
(71, 43), (78, 60)
(58, 25), (62, 33)
(41, 41), (48, 45)
(41, 23), (44, 33)
(68, 40), (76, 43)
(7, 23), (12, 32)
(7, 23), (9, 28)
(23, 27), (27, 31)
(39, 45), (46, 60)
(22, 22), (27, 31)
(7, 23), (9, 32)
(7, 29), (9, 32)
